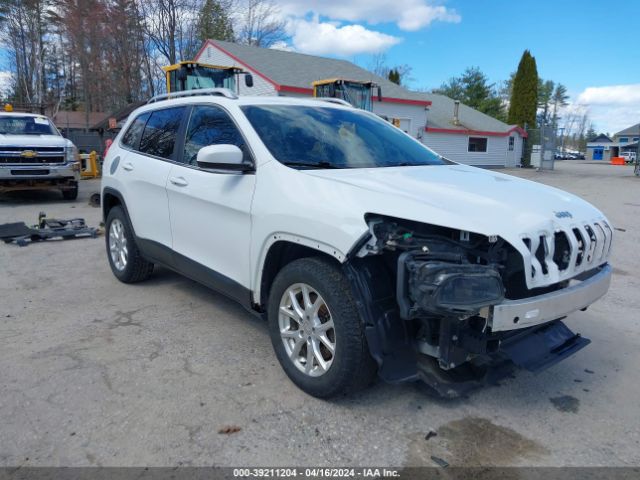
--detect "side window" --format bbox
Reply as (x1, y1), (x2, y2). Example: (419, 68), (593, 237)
(508, 136), (515, 151)
(139, 107), (186, 159)
(122, 112), (150, 150)
(183, 105), (250, 166)
(468, 137), (488, 153)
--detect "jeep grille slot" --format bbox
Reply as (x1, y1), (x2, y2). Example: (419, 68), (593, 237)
(521, 219), (612, 288)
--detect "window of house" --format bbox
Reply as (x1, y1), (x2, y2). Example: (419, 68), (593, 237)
(508, 136), (515, 151)
(183, 105), (250, 166)
(139, 107), (186, 159)
(122, 112), (150, 150)
(468, 137), (488, 153)
(619, 137), (628, 143)
(633, 137), (639, 142)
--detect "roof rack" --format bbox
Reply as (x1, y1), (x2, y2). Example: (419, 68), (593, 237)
(314, 97), (353, 107)
(147, 88), (238, 104)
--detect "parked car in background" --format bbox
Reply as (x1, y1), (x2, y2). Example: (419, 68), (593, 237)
(621, 152), (636, 164)
(0, 106), (80, 199)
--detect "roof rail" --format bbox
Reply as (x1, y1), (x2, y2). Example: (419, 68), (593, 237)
(314, 97), (353, 107)
(147, 88), (238, 104)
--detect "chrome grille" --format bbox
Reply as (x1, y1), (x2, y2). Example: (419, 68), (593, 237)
(522, 220), (612, 287)
(0, 146), (66, 165)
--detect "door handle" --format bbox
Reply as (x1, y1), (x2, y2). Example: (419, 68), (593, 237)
(169, 176), (189, 187)
(122, 162), (134, 171)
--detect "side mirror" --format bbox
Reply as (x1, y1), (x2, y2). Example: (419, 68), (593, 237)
(245, 74), (254, 88)
(197, 144), (252, 172)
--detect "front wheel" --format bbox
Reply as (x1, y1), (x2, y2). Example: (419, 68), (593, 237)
(62, 182), (78, 200)
(267, 257), (377, 398)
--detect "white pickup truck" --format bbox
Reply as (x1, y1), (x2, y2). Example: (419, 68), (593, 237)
(101, 89), (613, 398)
(0, 109), (79, 199)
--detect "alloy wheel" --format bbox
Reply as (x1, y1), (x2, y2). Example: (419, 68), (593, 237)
(278, 283), (336, 377)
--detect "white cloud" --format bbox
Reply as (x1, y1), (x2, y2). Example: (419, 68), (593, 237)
(577, 84), (640, 106)
(279, 0), (460, 31)
(288, 17), (402, 56)
(575, 84), (640, 134)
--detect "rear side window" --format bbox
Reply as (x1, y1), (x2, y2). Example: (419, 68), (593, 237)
(183, 105), (250, 165)
(139, 107), (186, 159)
(121, 113), (149, 149)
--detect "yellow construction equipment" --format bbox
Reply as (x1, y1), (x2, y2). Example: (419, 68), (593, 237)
(162, 61), (253, 94)
(312, 78), (381, 111)
(79, 151), (100, 179)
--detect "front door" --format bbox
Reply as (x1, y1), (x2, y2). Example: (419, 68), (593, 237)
(166, 105), (256, 299)
(593, 147), (603, 160)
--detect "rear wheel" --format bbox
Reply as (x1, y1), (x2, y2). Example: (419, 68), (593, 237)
(267, 257), (377, 398)
(105, 205), (154, 283)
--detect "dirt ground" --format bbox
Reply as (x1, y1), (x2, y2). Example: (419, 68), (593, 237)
(0, 161), (638, 467)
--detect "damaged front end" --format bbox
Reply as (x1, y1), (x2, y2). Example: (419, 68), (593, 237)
(345, 215), (605, 397)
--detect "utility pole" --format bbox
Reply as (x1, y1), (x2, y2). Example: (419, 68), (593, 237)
(558, 126), (565, 155)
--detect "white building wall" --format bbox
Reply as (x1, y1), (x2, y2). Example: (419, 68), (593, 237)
(371, 102), (429, 139)
(505, 135), (523, 167)
(196, 44), (277, 96)
(423, 132), (521, 167)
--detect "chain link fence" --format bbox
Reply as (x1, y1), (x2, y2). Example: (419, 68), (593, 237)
(524, 125), (557, 170)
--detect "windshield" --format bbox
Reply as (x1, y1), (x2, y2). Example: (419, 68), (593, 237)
(0, 115), (57, 135)
(170, 66), (237, 92)
(241, 105), (449, 169)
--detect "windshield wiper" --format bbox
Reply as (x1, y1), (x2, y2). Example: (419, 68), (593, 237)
(282, 161), (341, 169)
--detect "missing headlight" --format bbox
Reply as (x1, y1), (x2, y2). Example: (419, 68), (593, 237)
(397, 252), (505, 319)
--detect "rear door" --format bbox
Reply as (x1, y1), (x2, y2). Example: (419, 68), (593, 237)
(119, 106), (186, 250)
(166, 104), (256, 299)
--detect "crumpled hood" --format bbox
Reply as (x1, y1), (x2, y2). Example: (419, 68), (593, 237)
(304, 164), (607, 237)
(0, 134), (71, 148)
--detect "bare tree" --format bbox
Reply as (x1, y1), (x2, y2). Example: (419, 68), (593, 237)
(368, 53), (389, 78)
(1, 0), (49, 106)
(139, 0), (200, 64)
(238, 0), (286, 48)
(366, 53), (414, 87)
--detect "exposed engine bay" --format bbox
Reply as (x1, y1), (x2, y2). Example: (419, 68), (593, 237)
(346, 215), (600, 397)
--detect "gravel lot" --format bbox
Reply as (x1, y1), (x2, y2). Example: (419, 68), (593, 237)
(1, 161), (639, 468)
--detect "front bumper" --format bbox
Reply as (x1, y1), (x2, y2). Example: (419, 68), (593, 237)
(489, 264), (612, 332)
(0, 162), (79, 190)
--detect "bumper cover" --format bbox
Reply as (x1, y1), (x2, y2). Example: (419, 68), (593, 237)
(489, 264), (612, 332)
(0, 162), (79, 181)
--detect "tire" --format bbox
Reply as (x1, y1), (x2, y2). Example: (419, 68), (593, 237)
(267, 257), (377, 398)
(62, 183), (78, 200)
(105, 205), (154, 283)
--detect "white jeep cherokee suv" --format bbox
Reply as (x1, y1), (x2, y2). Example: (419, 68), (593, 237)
(0, 110), (80, 199)
(101, 89), (613, 398)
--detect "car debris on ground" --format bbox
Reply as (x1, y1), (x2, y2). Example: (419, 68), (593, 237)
(0, 211), (99, 247)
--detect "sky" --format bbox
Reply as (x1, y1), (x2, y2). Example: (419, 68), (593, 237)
(274, 0), (640, 134)
(1, 0), (638, 134)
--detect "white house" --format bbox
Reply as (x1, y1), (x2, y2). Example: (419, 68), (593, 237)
(195, 40), (526, 168)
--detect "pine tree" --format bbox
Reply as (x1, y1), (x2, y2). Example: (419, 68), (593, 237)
(434, 67), (506, 121)
(388, 68), (400, 85)
(508, 50), (538, 129)
(197, 0), (234, 43)
(508, 50), (538, 167)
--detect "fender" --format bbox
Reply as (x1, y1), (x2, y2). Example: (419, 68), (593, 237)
(102, 187), (129, 225)
(252, 232), (347, 304)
